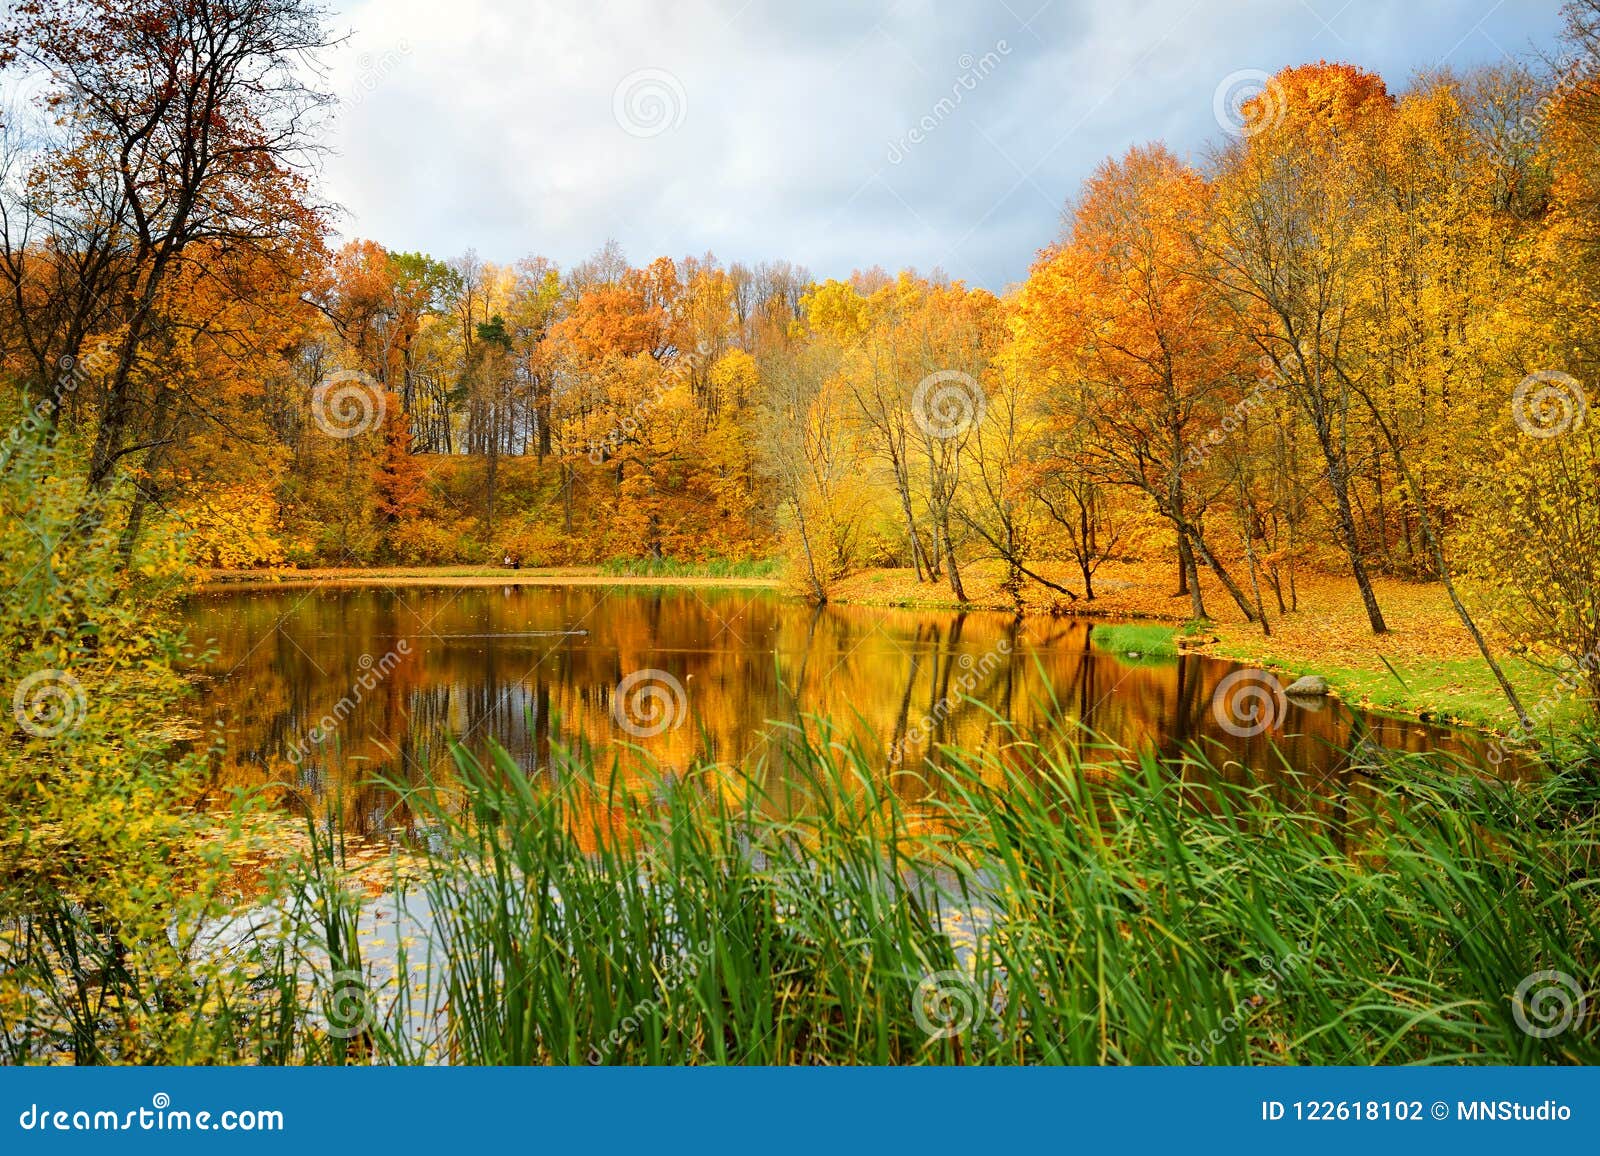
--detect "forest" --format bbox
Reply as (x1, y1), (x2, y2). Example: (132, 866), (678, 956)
(5, 5), (1600, 723)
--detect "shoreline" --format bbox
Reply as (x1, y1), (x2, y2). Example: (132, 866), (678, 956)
(825, 563), (1582, 742)
(197, 561), (1581, 742)
(198, 565), (781, 591)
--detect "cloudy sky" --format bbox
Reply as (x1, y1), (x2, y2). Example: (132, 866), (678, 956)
(322, 0), (1565, 290)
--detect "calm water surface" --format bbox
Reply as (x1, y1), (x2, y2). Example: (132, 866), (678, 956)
(182, 584), (1513, 837)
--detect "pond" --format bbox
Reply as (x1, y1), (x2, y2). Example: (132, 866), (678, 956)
(181, 583), (1515, 838)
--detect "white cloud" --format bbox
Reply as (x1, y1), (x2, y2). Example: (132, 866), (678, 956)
(318, 0), (1564, 289)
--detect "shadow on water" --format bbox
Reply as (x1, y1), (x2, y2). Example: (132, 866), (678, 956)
(181, 583), (1530, 839)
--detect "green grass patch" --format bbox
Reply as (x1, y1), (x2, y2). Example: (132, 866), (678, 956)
(414, 724), (1600, 1065)
(596, 556), (781, 579)
(352, 721), (1600, 1063)
(1212, 645), (1591, 737)
(1091, 622), (1180, 658)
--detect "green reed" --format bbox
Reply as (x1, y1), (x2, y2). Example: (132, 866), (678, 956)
(13, 707), (1595, 1065)
(367, 714), (1600, 1066)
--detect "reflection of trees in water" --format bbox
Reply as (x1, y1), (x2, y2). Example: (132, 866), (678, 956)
(185, 587), (1514, 836)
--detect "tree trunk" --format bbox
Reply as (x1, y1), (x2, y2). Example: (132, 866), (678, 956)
(535, 374), (553, 459)
(793, 501), (828, 604)
(896, 480), (927, 581)
(117, 484), (152, 569)
(1185, 526), (1260, 624)
(1176, 534), (1204, 618)
(1079, 499), (1097, 599)
(940, 511), (967, 602)
(1327, 459), (1388, 634)
(1242, 527), (1272, 636)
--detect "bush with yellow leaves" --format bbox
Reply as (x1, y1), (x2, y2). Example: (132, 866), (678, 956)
(1466, 416), (1600, 713)
(0, 430), (254, 1062)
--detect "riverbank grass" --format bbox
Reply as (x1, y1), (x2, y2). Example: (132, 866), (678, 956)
(369, 720), (1600, 1065)
(830, 561), (1592, 742)
(1090, 622), (1179, 658)
(596, 556), (780, 579)
(10, 710), (1599, 1064)
(1210, 644), (1590, 736)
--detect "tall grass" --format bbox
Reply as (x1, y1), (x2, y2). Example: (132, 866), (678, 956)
(10, 710), (1597, 1065)
(397, 731), (966, 1064)
(374, 717), (1600, 1065)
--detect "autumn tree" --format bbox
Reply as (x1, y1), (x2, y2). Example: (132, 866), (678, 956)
(1343, 75), (1536, 724)
(955, 354), (1079, 606)
(1019, 143), (1259, 623)
(1210, 63), (1395, 633)
(0, 0), (334, 503)
(905, 278), (1000, 604)
(1467, 415), (1600, 710)
(757, 336), (861, 601)
(806, 276), (933, 580)
(506, 256), (564, 458)
(375, 405), (427, 526)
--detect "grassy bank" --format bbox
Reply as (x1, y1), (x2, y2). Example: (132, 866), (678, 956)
(1118, 620), (1580, 738)
(1090, 622), (1181, 659)
(1209, 645), (1586, 736)
(595, 556), (781, 579)
(8, 710), (1597, 1065)
(830, 561), (1590, 741)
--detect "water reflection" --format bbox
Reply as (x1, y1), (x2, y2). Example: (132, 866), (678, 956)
(182, 584), (1516, 837)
